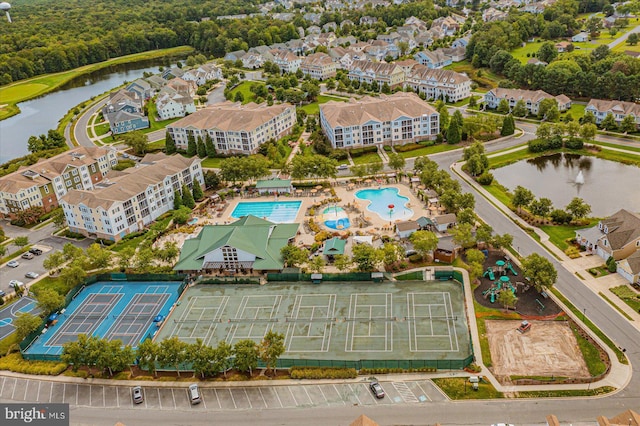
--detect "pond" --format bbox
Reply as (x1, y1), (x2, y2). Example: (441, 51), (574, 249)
(491, 153), (640, 217)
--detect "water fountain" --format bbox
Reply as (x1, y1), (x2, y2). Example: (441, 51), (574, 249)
(575, 170), (585, 185)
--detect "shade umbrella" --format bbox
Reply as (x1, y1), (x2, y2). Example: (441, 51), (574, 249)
(323, 188), (331, 193)
(315, 185), (323, 190)
(347, 183), (355, 187)
(295, 189), (303, 194)
(310, 189), (318, 194)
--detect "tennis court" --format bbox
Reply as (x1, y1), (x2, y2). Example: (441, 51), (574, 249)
(23, 281), (182, 357)
(156, 281), (472, 364)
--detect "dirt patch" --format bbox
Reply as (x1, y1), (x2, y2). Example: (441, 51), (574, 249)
(485, 320), (589, 378)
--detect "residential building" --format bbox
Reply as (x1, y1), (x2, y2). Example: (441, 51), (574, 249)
(126, 79), (153, 100)
(173, 215), (299, 274)
(347, 60), (405, 89)
(396, 220), (420, 238)
(617, 250), (640, 285)
(482, 7), (508, 21)
(572, 32), (590, 42)
(162, 67), (185, 80)
(413, 50), (452, 69)
(575, 209), (640, 261)
(555, 41), (572, 52)
(241, 52), (266, 69)
(483, 88), (571, 115)
(60, 154), (203, 241)
(0, 147), (117, 219)
(102, 89), (149, 135)
(271, 50), (302, 74)
(320, 92), (440, 149)
(181, 63), (223, 86)
(585, 99), (640, 127)
(224, 50), (246, 62)
(451, 35), (470, 50)
(405, 66), (472, 102)
(167, 102), (296, 155)
(300, 53), (337, 80)
(155, 78), (197, 120)
(430, 16), (460, 36)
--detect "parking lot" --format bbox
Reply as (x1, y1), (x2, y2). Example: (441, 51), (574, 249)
(0, 376), (447, 411)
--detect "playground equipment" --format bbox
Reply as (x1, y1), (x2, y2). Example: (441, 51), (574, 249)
(483, 267), (495, 281)
(505, 259), (518, 276)
(517, 320), (531, 333)
(499, 275), (516, 295)
(495, 260), (505, 275)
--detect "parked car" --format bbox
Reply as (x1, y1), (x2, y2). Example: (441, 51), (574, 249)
(0, 290), (6, 297)
(25, 272), (39, 279)
(6, 260), (19, 268)
(405, 249), (417, 257)
(29, 248), (43, 256)
(188, 384), (201, 405)
(337, 164), (349, 170)
(9, 280), (24, 289)
(21, 252), (34, 260)
(131, 386), (144, 404)
(370, 381), (385, 399)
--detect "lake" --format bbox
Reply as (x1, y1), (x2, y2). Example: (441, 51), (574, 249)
(491, 152), (640, 217)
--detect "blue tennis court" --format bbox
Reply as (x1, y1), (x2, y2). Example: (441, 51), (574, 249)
(23, 281), (181, 357)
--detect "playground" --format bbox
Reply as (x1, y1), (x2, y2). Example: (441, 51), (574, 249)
(485, 320), (590, 378)
(472, 250), (562, 317)
(156, 280), (473, 366)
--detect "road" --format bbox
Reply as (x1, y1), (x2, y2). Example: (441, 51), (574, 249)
(607, 23), (640, 49)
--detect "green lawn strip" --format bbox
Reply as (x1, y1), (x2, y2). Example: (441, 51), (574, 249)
(588, 265), (610, 277)
(614, 43), (640, 53)
(30, 275), (72, 297)
(593, 140), (640, 153)
(147, 139), (166, 151)
(516, 386), (615, 398)
(432, 377), (504, 399)
(599, 291), (634, 321)
(351, 152), (382, 165)
(0, 245), (33, 264)
(511, 41), (544, 64)
(562, 103), (585, 119)
(396, 143), (460, 159)
(609, 285), (640, 313)
(300, 94), (348, 115)
(200, 157), (224, 168)
(569, 322), (607, 376)
(550, 287), (628, 364)
(94, 123), (111, 137)
(145, 102), (183, 133)
(539, 221), (597, 251)
(228, 81), (261, 104)
(0, 333), (20, 357)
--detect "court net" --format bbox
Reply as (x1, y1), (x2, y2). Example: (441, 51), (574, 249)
(229, 318), (279, 323)
(285, 316), (337, 323)
(63, 313), (108, 321)
(173, 318), (223, 323)
(405, 315), (457, 321)
(344, 316), (397, 322)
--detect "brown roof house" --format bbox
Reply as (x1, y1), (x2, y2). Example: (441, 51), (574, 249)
(575, 209), (640, 261)
(396, 220), (420, 238)
(616, 250), (640, 285)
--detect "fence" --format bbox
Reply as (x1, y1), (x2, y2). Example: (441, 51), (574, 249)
(267, 272), (374, 282)
(198, 276), (260, 285)
(272, 355), (474, 370)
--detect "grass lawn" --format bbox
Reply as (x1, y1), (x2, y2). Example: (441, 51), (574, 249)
(351, 152), (381, 165)
(396, 143), (461, 159)
(562, 103), (585, 120)
(30, 275), (69, 297)
(540, 220), (598, 251)
(147, 139), (166, 151)
(300, 94), (348, 115)
(511, 42), (545, 64)
(145, 102), (183, 132)
(444, 61), (501, 90)
(228, 81), (263, 104)
(432, 377), (504, 400)
(610, 285), (640, 312)
(200, 157), (224, 168)
(94, 123), (111, 137)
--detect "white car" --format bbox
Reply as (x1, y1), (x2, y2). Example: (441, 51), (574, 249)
(9, 280), (24, 288)
(337, 164), (349, 170)
(25, 272), (39, 279)
(6, 260), (19, 268)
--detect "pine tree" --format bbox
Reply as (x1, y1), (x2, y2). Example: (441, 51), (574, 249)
(186, 134), (197, 157)
(173, 190), (183, 210)
(181, 184), (196, 209)
(205, 134), (216, 158)
(196, 137), (207, 158)
(446, 120), (461, 144)
(501, 114), (515, 136)
(192, 183), (204, 201)
(165, 132), (177, 155)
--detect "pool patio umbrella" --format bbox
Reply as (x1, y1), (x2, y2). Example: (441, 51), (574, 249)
(323, 188), (331, 193)
(295, 189), (303, 194)
(315, 185), (323, 190)
(310, 189), (318, 194)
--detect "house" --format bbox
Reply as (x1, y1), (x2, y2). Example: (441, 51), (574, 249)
(430, 16), (460, 36)
(224, 50), (247, 62)
(181, 63), (223, 86)
(320, 92), (439, 149)
(347, 60), (406, 89)
(322, 22), (337, 32)
(441, 47), (466, 62)
(0, 147), (117, 219)
(482, 7), (508, 22)
(155, 78), (197, 120)
(396, 220), (420, 238)
(527, 58), (548, 66)
(555, 41), (572, 52)
(300, 53), (337, 80)
(585, 99), (640, 127)
(162, 67), (185, 80)
(271, 50), (302, 74)
(413, 50), (452, 69)
(572, 32), (590, 42)
(575, 209), (640, 261)
(404, 65), (471, 102)
(483, 88), (571, 115)
(394, 59), (419, 75)
(173, 215), (299, 274)
(255, 178), (293, 195)
(241, 52), (266, 69)
(167, 102), (296, 155)
(61, 154), (203, 241)
(145, 75), (167, 91)
(434, 235), (461, 263)
(360, 16), (378, 25)
(102, 89), (149, 135)
(126, 79), (153, 100)
(328, 47), (356, 69)
(432, 213), (457, 232)
(451, 35), (470, 50)
(617, 250), (640, 285)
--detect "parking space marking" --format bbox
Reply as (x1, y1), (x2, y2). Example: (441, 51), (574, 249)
(244, 388), (265, 409)
(0, 378), (4, 397)
(37, 381), (52, 403)
(287, 386), (298, 406)
(51, 383), (64, 403)
(302, 386), (314, 406)
(77, 384), (91, 406)
(10, 378), (17, 399)
(227, 389), (237, 409)
(157, 389), (162, 409)
(393, 382), (419, 403)
(49, 382), (53, 403)
(258, 388), (267, 408)
(304, 385), (326, 406)
(244, 388), (252, 409)
(36, 381), (41, 402)
(103, 386), (118, 408)
(273, 386), (295, 407)
(213, 389), (222, 409)
(171, 389), (176, 410)
(201, 389), (207, 409)
(90, 385), (104, 407)
(347, 384), (362, 405)
(412, 381), (431, 402)
(320, 384), (345, 406)
(271, 387), (283, 408)
(230, 388), (250, 409)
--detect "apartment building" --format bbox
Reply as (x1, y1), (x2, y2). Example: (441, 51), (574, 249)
(300, 53), (337, 80)
(0, 147), (117, 219)
(347, 60), (405, 89)
(60, 154), (203, 241)
(405, 65), (471, 102)
(167, 102), (296, 155)
(483, 88), (572, 115)
(320, 92), (439, 149)
(271, 50), (302, 74)
(586, 99), (640, 127)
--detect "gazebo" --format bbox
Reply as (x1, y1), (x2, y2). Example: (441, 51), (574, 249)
(255, 178), (293, 195)
(323, 237), (346, 260)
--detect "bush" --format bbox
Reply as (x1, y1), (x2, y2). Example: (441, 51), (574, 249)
(564, 137), (584, 150)
(383, 145), (392, 152)
(95, 238), (115, 246)
(348, 146), (378, 158)
(10, 219), (26, 227)
(63, 230), (86, 239)
(393, 143), (423, 152)
(329, 150), (348, 161)
(290, 367), (357, 379)
(477, 172), (494, 185)
(0, 353), (67, 375)
(408, 254), (423, 263)
(359, 367), (436, 375)
(528, 139), (550, 153)
(549, 135), (563, 149)
(606, 256), (617, 273)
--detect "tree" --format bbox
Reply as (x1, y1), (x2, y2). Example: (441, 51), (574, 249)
(522, 252), (557, 292)
(14, 312), (42, 342)
(17, 206), (45, 225)
(388, 153), (405, 173)
(280, 245), (309, 268)
(86, 243), (111, 269)
(619, 115), (637, 133)
(512, 100), (527, 117)
(380, 242), (404, 267)
(186, 134), (197, 157)
(491, 233), (514, 250)
(60, 264), (87, 289)
(600, 113), (618, 131)
(436, 101), (450, 130)
(196, 138), (207, 158)
(43, 251), (66, 275)
(192, 183), (204, 201)
(565, 197), (591, 220)
(538, 98), (559, 121)
(259, 331), (285, 376)
(14, 236), (29, 250)
(181, 184), (195, 209)
(579, 123), (597, 140)
(409, 230), (438, 259)
(530, 197), (553, 218)
(333, 254), (353, 272)
(497, 289), (518, 310)
(446, 119), (461, 144)
(157, 337), (189, 377)
(122, 131), (148, 156)
(213, 340), (233, 378)
(351, 243), (381, 272)
(501, 114), (515, 136)
(117, 247), (135, 271)
(233, 339), (259, 376)
(511, 186), (534, 213)
(62, 334), (90, 372)
(172, 206), (191, 225)
(165, 132), (177, 155)
(450, 223), (476, 249)
(627, 33), (639, 46)
(136, 338), (159, 377)
(52, 208), (66, 230)
(307, 255), (326, 273)
(537, 42), (558, 63)
(496, 99), (510, 114)
(34, 288), (64, 316)
(204, 134), (216, 158)
(189, 339), (213, 379)
(204, 170), (221, 190)
(580, 111), (596, 125)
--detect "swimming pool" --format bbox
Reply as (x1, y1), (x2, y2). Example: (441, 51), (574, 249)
(231, 201), (302, 223)
(323, 206), (351, 230)
(355, 188), (414, 221)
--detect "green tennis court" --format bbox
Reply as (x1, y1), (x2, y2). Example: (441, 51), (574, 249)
(156, 280), (472, 364)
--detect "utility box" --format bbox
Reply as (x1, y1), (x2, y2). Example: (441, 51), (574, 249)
(469, 376), (479, 391)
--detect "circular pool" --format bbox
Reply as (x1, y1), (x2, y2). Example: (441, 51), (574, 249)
(323, 206), (351, 230)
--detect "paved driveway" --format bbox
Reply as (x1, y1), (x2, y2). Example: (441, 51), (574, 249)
(0, 377), (446, 411)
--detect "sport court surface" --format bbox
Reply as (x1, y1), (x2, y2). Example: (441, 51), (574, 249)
(157, 281), (471, 362)
(24, 281), (181, 357)
(0, 297), (40, 340)
(230, 201), (302, 223)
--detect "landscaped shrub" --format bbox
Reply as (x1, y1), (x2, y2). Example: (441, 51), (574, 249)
(477, 172), (494, 185)
(348, 146), (378, 157)
(606, 256), (617, 273)
(329, 150), (348, 161)
(0, 353), (67, 376)
(383, 146), (392, 152)
(95, 238), (115, 246)
(408, 254), (423, 263)
(548, 135), (563, 149)
(393, 143), (423, 152)
(290, 367), (357, 379)
(528, 139), (550, 153)
(564, 137), (584, 150)
(359, 367), (437, 375)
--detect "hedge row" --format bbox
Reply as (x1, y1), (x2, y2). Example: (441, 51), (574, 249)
(348, 146), (378, 158)
(0, 353), (67, 376)
(290, 366), (357, 379)
(359, 367), (437, 375)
